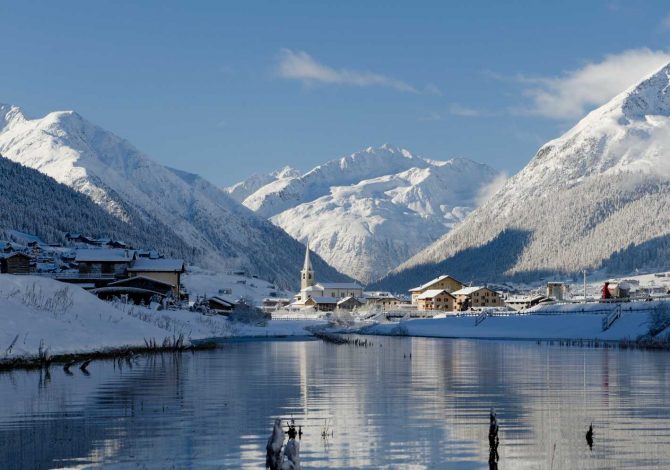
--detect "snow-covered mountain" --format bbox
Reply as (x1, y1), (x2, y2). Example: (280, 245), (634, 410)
(373, 62), (670, 292)
(0, 155), (189, 254)
(0, 104), (348, 289)
(229, 145), (502, 282)
(226, 166), (301, 203)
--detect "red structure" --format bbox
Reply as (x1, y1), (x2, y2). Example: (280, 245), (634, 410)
(601, 282), (611, 300)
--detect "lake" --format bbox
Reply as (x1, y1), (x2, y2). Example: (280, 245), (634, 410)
(2, 336), (670, 469)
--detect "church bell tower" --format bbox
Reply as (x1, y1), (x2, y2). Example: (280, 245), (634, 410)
(301, 242), (315, 290)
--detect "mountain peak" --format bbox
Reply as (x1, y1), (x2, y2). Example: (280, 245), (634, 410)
(618, 61), (670, 121)
(272, 165), (301, 179)
(0, 104), (26, 131)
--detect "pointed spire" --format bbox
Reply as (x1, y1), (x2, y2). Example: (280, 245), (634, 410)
(303, 240), (312, 271)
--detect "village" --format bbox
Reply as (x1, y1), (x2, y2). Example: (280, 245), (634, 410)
(3, 230), (670, 327)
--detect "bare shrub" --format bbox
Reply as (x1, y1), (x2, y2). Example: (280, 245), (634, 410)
(11, 282), (74, 318)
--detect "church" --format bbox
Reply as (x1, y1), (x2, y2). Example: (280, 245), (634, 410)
(292, 244), (364, 310)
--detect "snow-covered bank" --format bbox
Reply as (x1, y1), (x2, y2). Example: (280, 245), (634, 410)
(0, 275), (323, 365)
(0, 275), (174, 360)
(361, 301), (670, 342)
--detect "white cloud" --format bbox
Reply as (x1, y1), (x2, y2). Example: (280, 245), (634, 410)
(519, 48), (670, 120)
(276, 49), (418, 93)
(476, 172), (508, 206)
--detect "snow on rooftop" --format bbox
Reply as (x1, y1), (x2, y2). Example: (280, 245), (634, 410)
(452, 286), (486, 296)
(317, 282), (363, 289)
(303, 285), (323, 292)
(416, 289), (453, 300)
(128, 258), (185, 272)
(410, 275), (463, 291)
(310, 296), (339, 304)
(75, 249), (135, 262)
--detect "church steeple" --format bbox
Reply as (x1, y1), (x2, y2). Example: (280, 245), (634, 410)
(300, 241), (315, 290)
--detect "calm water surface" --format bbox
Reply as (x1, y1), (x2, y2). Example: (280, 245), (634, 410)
(2, 337), (670, 469)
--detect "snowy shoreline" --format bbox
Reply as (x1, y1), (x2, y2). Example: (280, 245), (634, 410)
(0, 275), (325, 369)
(357, 301), (670, 343)
(4, 274), (670, 371)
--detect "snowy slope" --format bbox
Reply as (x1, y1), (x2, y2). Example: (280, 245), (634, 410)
(231, 145), (502, 283)
(0, 274), (323, 362)
(227, 166), (301, 203)
(0, 104), (347, 289)
(0, 155), (188, 254)
(375, 62), (670, 292)
(0, 275), (175, 359)
(239, 145), (439, 218)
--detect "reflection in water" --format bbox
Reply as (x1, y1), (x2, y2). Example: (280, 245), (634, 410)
(1, 338), (670, 469)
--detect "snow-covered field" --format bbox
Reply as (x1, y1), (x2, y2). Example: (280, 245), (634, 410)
(183, 266), (293, 305)
(0, 275), (320, 363)
(363, 300), (670, 341)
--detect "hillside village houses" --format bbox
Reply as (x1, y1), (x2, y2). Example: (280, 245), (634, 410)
(409, 274), (504, 312)
(409, 275), (465, 304)
(364, 291), (403, 310)
(452, 286), (504, 309)
(0, 231), (186, 305)
(0, 252), (31, 274)
(74, 249), (186, 303)
(415, 289), (456, 311)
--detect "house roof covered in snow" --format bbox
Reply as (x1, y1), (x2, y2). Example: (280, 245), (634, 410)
(0, 252), (31, 260)
(309, 296), (339, 304)
(452, 286), (488, 296)
(416, 289), (455, 300)
(409, 275), (464, 292)
(337, 296), (363, 305)
(128, 258), (185, 272)
(364, 291), (399, 300)
(209, 296), (235, 307)
(316, 282), (363, 290)
(75, 249), (135, 263)
(108, 275), (175, 288)
(302, 285), (323, 293)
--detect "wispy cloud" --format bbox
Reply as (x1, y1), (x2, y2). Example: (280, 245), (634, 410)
(476, 172), (508, 206)
(424, 83), (442, 95)
(449, 104), (483, 117)
(419, 112), (442, 121)
(516, 48), (670, 119)
(276, 49), (419, 93)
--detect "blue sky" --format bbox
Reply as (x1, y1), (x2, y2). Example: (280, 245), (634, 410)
(2, 1), (670, 186)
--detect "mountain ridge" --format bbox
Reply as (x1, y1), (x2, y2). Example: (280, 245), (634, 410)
(0, 104), (348, 289)
(372, 62), (670, 292)
(229, 144), (503, 282)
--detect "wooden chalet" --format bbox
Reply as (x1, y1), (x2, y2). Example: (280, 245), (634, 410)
(208, 296), (236, 314)
(0, 252), (31, 274)
(90, 276), (175, 304)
